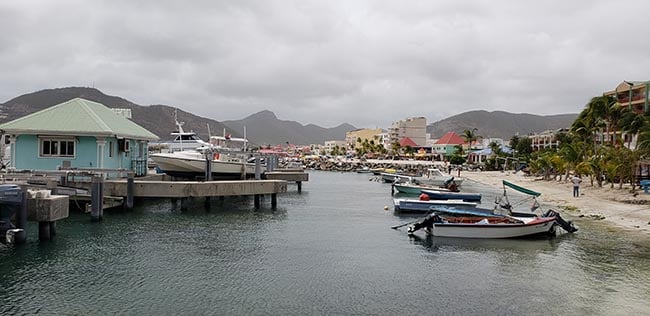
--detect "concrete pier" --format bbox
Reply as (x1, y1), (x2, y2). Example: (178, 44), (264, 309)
(26, 193), (69, 241)
(102, 179), (288, 198)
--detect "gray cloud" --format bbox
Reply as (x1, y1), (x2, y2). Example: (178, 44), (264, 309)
(1, 0), (649, 129)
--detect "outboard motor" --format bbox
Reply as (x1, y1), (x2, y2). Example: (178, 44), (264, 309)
(408, 215), (442, 235)
(0, 184), (24, 245)
(545, 210), (578, 233)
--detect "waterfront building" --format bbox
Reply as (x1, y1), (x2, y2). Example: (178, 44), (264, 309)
(345, 128), (382, 151)
(0, 98), (159, 176)
(432, 132), (465, 158)
(388, 117), (426, 148)
(604, 80), (650, 114)
(602, 80), (649, 149)
(323, 140), (347, 155)
(529, 129), (566, 152)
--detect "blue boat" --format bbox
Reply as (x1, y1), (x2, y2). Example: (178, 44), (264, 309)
(420, 189), (482, 203)
(393, 198), (477, 213)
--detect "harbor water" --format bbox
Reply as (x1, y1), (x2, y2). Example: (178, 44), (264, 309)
(1, 171), (649, 315)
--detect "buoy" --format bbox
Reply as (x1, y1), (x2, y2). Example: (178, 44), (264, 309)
(384, 206), (389, 211)
(419, 193), (430, 201)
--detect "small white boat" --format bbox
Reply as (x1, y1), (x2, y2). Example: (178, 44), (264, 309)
(412, 168), (464, 187)
(408, 214), (558, 238)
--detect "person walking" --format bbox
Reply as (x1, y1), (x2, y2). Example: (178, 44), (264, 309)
(571, 174), (582, 197)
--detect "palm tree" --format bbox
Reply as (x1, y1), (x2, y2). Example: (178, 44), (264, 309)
(620, 109), (648, 149)
(461, 128), (481, 149)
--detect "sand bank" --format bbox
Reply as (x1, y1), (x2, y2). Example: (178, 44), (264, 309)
(461, 170), (650, 237)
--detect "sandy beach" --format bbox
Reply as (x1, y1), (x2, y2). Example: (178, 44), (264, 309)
(461, 170), (650, 238)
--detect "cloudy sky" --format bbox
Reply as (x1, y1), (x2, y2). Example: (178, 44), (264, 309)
(1, 1), (649, 128)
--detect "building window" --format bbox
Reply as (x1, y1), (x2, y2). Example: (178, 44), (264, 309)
(40, 138), (75, 158)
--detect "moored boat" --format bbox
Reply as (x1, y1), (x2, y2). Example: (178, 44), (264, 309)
(392, 182), (452, 195)
(407, 213), (559, 238)
(420, 189), (481, 203)
(412, 168), (464, 187)
(393, 198), (477, 213)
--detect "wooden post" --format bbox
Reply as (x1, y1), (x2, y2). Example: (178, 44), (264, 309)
(126, 171), (134, 210)
(271, 193), (277, 209)
(91, 175), (103, 222)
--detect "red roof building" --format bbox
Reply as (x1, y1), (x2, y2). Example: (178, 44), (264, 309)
(434, 132), (465, 145)
(399, 137), (418, 147)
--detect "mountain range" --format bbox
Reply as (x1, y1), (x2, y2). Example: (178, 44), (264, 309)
(0, 87), (578, 145)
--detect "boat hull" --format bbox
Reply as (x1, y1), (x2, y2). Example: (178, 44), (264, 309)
(420, 189), (481, 202)
(431, 217), (557, 238)
(150, 152), (262, 180)
(393, 198), (477, 213)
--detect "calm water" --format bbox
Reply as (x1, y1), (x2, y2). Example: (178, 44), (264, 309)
(1, 171), (649, 315)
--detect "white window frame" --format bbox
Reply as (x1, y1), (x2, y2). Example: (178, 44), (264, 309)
(39, 137), (76, 158)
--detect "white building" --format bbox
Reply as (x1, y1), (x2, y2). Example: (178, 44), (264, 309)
(388, 117), (427, 147)
(323, 140), (347, 154)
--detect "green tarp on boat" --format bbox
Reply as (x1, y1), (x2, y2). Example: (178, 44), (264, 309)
(502, 180), (541, 197)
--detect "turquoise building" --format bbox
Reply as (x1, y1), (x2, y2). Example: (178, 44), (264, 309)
(0, 98), (159, 176)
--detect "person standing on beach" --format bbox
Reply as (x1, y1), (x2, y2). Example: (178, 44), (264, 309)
(571, 174), (582, 197)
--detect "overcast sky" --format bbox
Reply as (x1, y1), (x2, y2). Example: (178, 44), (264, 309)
(1, 1), (649, 129)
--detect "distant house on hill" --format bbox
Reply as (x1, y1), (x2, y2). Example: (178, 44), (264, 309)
(432, 132), (465, 157)
(0, 98), (159, 176)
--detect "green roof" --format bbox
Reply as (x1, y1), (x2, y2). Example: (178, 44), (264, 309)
(0, 98), (159, 141)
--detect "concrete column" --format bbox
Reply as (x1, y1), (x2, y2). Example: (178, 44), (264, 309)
(126, 171), (134, 210)
(255, 156), (261, 180)
(39, 221), (51, 241)
(91, 175), (104, 222)
(14, 190), (27, 244)
(49, 221), (57, 236)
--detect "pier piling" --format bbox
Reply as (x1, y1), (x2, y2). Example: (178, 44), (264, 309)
(271, 193), (277, 209)
(126, 172), (134, 210)
(91, 176), (104, 222)
(38, 221), (51, 241)
(13, 190), (27, 244)
(254, 194), (260, 209)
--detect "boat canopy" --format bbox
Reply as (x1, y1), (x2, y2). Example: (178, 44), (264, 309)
(502, 180), (541, 197)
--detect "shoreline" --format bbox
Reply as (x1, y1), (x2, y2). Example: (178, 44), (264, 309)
(460, 170), (650, 238)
